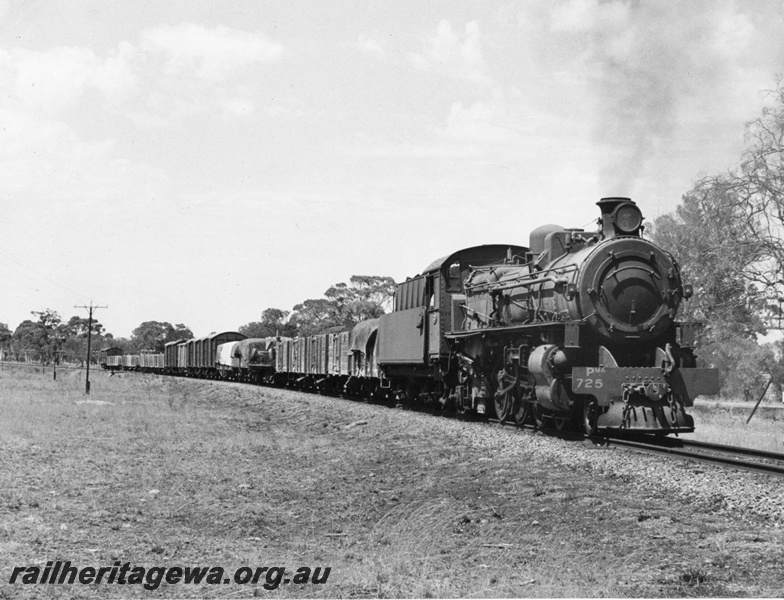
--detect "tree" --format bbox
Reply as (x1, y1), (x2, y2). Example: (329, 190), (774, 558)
(290, 275), (396, 336)
(12, 320), (48, 361)
(0, 322), (11, 358)
(31, 309), (62, 330)
(324, 275), (396, 325)
(108, 337), (135, 353)
(2, 310), (117, 364)
(131, 321), (193, 353)
(11, 309), (63, 362)
(239, 308), (296, 338)
(733, 78), (784, 298)
(684, 78), (784, 328)
(62, 315), (104, 338)
(648, 77), (784, 395)
(289, 299), (339, 337)
(649, 184), (767, 342)
(51, 315), (107, 364)
(166, 324), (193, 344)
(701, 336), (776, 400)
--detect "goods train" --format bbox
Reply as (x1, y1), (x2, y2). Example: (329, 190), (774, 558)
(101, 197), (719, 435)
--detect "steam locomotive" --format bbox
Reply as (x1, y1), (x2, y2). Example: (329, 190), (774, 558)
(103, 197), (719, 435)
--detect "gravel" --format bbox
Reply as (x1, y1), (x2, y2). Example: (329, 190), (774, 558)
(265, 386), (784, 525)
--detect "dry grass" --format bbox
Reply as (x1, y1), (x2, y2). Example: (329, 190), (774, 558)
(1, 366), (783, 598)
(687, 400), (784, 452)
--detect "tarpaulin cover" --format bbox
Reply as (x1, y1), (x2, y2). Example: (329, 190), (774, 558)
(237, 338), (274, 365)
(216, 341), (241, 366)
(349, 318), (379, 354)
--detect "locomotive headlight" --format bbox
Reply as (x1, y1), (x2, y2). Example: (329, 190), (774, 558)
(613, 203), (643, 234)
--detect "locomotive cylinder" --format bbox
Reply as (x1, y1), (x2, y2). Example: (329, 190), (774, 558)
(527, 344), (572, 412)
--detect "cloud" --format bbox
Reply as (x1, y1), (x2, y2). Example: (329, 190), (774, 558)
(439, 101), (513, 144)
(0, 23), (285, 121)
(0, 46), (97, 113)
(0, 41), (139, 116)
(550, 0), (629, 33)
(129, 23), (285, 123)
(0, 104), (171, 205)
(545, 0), (764, 194)
(355, 33), (385, 59)
(139, 23), (284, 83)
(91, 41), (140, 103)
(338, 99), (520, 162)
(0, 22), (286, 205)
(407, 20), (491, 85)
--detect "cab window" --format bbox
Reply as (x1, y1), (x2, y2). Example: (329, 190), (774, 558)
(446, 261), (462, 293)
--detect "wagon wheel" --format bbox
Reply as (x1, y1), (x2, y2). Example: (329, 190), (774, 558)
(382, 387), (397, 407)
(582, 399), (599, 436)
(405, 382), (420, 407)
(421, 383), (439, 413)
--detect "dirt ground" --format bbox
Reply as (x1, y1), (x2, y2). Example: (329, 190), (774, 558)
(1, 367), (783, 598)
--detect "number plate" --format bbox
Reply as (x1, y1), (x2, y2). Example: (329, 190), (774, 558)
(572, 366), (605, 392)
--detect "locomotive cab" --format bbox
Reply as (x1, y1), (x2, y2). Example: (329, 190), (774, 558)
(377, 244), (527, 401)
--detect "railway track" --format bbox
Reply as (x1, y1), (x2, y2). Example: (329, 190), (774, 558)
(599, 435), (784, 478)
(485, 412), (784, 478)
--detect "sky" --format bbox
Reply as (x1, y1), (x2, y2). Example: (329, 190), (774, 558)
(2, 0), (784, 339)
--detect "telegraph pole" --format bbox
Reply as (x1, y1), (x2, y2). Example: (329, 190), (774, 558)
(75, 303), (107, 394)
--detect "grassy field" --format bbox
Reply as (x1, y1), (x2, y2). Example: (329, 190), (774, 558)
(1, 365), (783, 598)
(687, 400), (784, 452)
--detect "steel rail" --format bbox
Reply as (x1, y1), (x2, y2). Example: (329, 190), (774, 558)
(678, 438), (784, 462)
(602, 436), (784, 478)
(490, 417), (784, 477)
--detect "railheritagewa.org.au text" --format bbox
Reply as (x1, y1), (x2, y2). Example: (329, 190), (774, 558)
(9, 561), (331, 591)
